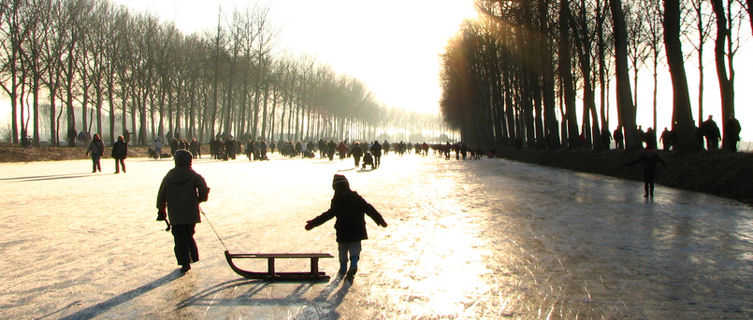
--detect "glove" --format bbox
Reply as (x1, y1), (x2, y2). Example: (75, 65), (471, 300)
(156, 208), (167, 221)
(157, 208), (170, 231)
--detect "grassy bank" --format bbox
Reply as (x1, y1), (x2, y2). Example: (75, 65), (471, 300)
(494, 147), (753, 204)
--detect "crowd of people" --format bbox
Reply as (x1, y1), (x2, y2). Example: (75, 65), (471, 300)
(610, 115), (741, 152)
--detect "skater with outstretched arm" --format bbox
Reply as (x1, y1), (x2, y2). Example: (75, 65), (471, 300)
(156, 150), (210, 273)
(626, 147), (666, 198)
(305, 174), (387, 281)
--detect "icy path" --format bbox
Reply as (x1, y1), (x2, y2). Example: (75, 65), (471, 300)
(1, 154), (752, 319)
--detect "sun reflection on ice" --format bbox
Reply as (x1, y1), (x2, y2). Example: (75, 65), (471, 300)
(401, 202), (492, 317)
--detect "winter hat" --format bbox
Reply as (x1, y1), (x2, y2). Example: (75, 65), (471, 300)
(174, 149), (193, 167)
(332, 174), (349, 189)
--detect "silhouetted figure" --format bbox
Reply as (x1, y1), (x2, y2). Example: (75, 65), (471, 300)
(246, 140), (256, 161)
(614, 127), (624, 150)
(156, 150), (210, 273)
(151, 138), (163, 159)
(724, 116), (741, 152)
(362, 151), (374, 169)
(327, 140), (337, 160)
(259, 140), (268, 160)
(68, 127), (77, 146)
(601, 127), (612, 151)
(660, 127), (672, 151)
(305, 174), (387, 281)
(351, 142), (363, 167)
(644, 127), (657, 150)
(86, 134), (104, 173)
(190, 138), (201, 159)
(370, 140), (382, 168)
(637, 126), (646, 149)
(626, 147), (666, 198)
(169, 136), (178, 156)
(224, 136), (236, 160)
(112, 135), (128, 174)
(701, 115), (721, 151)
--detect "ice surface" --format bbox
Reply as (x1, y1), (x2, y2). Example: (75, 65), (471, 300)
(1, 154), (752, 319)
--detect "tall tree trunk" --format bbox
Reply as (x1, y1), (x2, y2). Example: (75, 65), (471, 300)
(261, 82), (269, 141)
(597, 0), (609, 132)
(710, 0), (736, 148)
(609, 0), (639, 149)
(559, 0), (579, 145)
(664, 0), (697, 151)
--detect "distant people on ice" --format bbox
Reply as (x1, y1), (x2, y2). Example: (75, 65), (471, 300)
(112, 135), (128, 174)
(362, 151), (375, 170)
(305, 174), (387, 281)
(86, 133), (104, 173)
(626, 146), (666, 199)
(370, 140), (382, 168)
(150, 138), (163, 159)
(156, 150), (210, 273)
(190, 138), (201, 159)
(351, 142), (364, 168)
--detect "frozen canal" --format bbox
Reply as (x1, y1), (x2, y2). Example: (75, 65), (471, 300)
(1, 153), (752, 319)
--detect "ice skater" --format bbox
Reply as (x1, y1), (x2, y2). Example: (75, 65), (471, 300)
(156, 150), (210, 273)
(305, 174), (387, 281)
(112, 135), (127, 173)
(86, 133), (104, 173)
(626, 147), (666, 198)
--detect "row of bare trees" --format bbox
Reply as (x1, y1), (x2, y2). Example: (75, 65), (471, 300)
(1, 0), (436, 147)
(441, 0), (748, 152)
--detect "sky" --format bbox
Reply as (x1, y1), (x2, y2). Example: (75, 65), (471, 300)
(66, 0), (753, 139)
(2, 0), (752, 141)
(107, 0), (479, 115)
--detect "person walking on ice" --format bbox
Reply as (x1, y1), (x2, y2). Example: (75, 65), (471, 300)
(86, 133), (104, 173)
(112, 135), (128, 173)
(305, 174), (388, 281)
(626, 146), (666, 199)
(156, 150), (210, 273)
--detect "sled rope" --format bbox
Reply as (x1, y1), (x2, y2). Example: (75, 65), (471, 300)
(200, 207), (228, 251)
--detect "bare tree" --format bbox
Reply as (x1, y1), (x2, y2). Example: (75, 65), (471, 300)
(710, 0), (744, 148)
(663, 0), (697, 151)
(687, 0), (714, 127)
(609, 0), (639, 149)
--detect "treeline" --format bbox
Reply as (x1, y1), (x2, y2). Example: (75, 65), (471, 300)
(1, 0), (440, 146)
(441, 0), (749, 152)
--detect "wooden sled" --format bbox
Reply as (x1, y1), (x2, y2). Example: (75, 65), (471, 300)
(224, 250), (334, 281)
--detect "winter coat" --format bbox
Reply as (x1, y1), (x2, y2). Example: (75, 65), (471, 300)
(87, 140), (104, 157)
(156, 167), (209, 225)
(627, 150), (666, 179)
(112, 141), (128, 159)
(308, 190), (386, 242)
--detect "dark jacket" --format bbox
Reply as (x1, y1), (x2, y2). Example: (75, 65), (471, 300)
(156, 167), (209, 225)
(87, 140), (104, 157)
(627, 149), (666, 179)
(308, 190), (386, 242)
(112, 141), (128, 159)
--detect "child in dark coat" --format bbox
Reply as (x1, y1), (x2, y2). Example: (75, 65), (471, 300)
(305, 174), (387, 280)
(156, 150), (210, 272)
